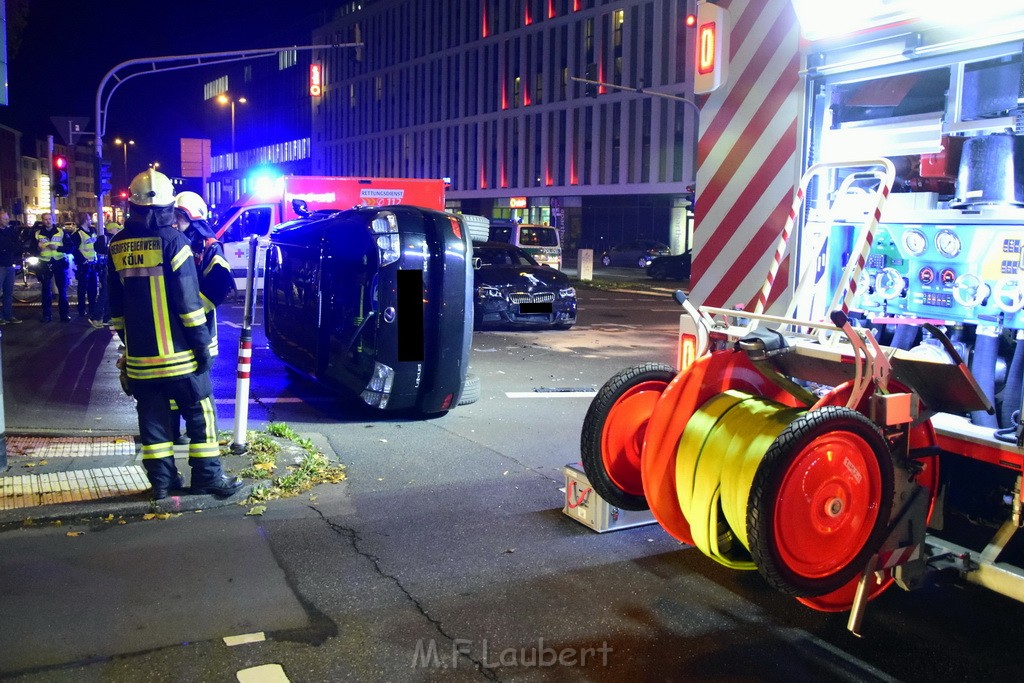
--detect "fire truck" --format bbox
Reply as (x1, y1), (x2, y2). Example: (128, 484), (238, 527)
(580, 0), (1024, 633)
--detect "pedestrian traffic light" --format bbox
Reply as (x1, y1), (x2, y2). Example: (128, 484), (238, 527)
(95, 158), (112, 195)
(52, 155), (70, 197)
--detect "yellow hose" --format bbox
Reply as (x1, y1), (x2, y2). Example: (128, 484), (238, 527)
(675, 390), (805, 569)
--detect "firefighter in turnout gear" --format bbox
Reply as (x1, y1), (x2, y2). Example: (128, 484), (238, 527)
(173, 191), (234, 358)
(34, 212), (72, 322)
(109, 169), (243, 500)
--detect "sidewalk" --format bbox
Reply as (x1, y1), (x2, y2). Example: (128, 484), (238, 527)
(0, 435), (259, 526)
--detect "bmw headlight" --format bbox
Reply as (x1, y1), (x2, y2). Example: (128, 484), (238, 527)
(477, 285), (503, 299)
(559, 287), (576, 299)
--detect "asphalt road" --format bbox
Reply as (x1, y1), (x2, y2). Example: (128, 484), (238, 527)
(2, 280), (1024, 681)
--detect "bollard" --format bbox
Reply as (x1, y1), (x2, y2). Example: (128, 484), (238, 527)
(230, 235), (260, 454)
(0, 327), (6, 469)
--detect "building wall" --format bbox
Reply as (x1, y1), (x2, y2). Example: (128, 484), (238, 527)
(312, 0), (697, 250)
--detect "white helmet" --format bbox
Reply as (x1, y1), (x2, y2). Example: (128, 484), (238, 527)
(174, 191), (209, 221)
(129, 168), (175, 207)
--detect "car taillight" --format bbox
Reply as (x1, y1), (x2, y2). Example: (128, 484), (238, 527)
(678, 333), (698, 372)
(361, 361), (395, 409)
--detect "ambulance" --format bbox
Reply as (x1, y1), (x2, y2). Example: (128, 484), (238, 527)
(211, 175), (446, 287)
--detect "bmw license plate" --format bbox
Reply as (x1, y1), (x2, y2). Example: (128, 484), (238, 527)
(518, 302), (553, 314)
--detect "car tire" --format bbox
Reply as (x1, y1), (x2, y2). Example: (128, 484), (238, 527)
(457, 373), (481, 406)
(601, 255), (611, 267)
(648, 264), (666, 280)
(637, 256), (648, 268)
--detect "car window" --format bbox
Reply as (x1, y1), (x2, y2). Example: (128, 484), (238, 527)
(477, 247), (534, 267)
(223, 207), (273, 244)
(520, 227), (558, 247)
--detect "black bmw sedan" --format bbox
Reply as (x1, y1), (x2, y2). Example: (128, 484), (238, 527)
(473, 242), (577, 329)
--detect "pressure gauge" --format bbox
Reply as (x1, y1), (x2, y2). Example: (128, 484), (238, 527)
(935, 229), (961, 258)
(918, 267), (935, 285)
(874, 267), (905, 300)
(902, 229), (928, 256)
(952, 273), (989, 308)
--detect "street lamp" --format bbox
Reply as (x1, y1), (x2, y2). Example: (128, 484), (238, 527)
(113, 137), (135, 185)
(216, 93), (247, 167)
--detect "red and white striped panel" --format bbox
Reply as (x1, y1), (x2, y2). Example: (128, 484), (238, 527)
(689, 0), (803, 313)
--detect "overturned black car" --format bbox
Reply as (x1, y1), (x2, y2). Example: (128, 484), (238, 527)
(264, 205), (473, 414)
(473, 242), (577, 329)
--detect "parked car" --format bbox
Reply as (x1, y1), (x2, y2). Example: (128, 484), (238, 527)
(647, 251), (692, 280)
(600, 240), (671, 268)
(473, 242), (577, 329)
(264, 205), (474, 414)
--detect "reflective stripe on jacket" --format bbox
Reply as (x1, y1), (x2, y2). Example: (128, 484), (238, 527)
(108, 225), (211, 381)
(74, 228), (98, 263)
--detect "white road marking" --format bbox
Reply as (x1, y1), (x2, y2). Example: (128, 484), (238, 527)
(224, 632), (266, 646)
(505, 391), (598, 399)
(215, 397), (307, 404)
(236, 664), (290, 683)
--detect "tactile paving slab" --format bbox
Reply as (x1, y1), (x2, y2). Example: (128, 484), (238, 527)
(5, 435), (137, 459)
(0, 466), (150, 510)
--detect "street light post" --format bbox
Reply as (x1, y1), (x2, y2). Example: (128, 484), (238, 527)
(216, 93), (247, 168)
(114, 137), (134, 187)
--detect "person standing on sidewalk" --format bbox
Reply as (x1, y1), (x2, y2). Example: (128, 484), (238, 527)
(108, 169), (242, 500)
(0, 208), (24, 325)
(69, 212), (100, 323)
(173, 192), (234, 359)
(34, 212), (72, 322)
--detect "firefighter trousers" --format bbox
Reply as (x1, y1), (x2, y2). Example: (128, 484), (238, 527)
(131, 373), (227, 489)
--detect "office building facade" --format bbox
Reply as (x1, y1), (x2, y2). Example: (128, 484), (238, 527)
(312, 0), (697, 252)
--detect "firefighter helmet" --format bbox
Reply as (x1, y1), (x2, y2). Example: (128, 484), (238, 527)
(129, 168), (175, 207)
(174, 191), (209, 221)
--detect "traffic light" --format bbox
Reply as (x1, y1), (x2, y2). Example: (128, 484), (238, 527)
(52, 155), (70, 198)
(95, 158), (112, 195)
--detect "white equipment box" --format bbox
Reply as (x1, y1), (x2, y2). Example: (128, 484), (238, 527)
(562, 463), (657, 533)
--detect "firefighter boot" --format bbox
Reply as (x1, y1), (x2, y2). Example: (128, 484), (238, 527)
(143, 457), (186, 501)
(189, 456), (243, 498)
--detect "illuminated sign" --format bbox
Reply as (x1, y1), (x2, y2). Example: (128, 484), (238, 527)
(510, 196), (527, 209)
(693, 3), (729, 95)
(310, 63), (323, 97)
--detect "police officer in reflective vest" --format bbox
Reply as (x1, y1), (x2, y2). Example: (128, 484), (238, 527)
(70, 212), (100, 322)
(34, 212), (72, 322)
(108, 169), (242, 500)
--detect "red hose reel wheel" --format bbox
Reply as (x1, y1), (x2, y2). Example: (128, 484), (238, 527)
(747, 406), (895, 598)
(580, 363), (677, 511)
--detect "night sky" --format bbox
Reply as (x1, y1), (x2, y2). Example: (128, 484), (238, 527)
(2, 0), (338, 177)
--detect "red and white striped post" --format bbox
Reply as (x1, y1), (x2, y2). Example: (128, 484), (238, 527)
(230, 235), (260, 453)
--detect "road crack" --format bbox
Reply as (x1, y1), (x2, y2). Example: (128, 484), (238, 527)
(310, 506), (500, 681)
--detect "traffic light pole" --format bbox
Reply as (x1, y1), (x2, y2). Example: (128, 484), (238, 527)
(47, 136), (56, 216)
(92, 42), (362, 226)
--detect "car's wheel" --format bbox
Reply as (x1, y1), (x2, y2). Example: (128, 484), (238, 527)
(747, 406), (894, 597)
(637, 256), (649, 268)
(581, 362), (677, 510)
(457, 373), (480, 406)
(601, 254), (611, 267)
(648, 264), (666, 280)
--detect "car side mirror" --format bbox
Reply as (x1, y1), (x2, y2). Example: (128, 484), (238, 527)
(292, 198), (310, 218)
